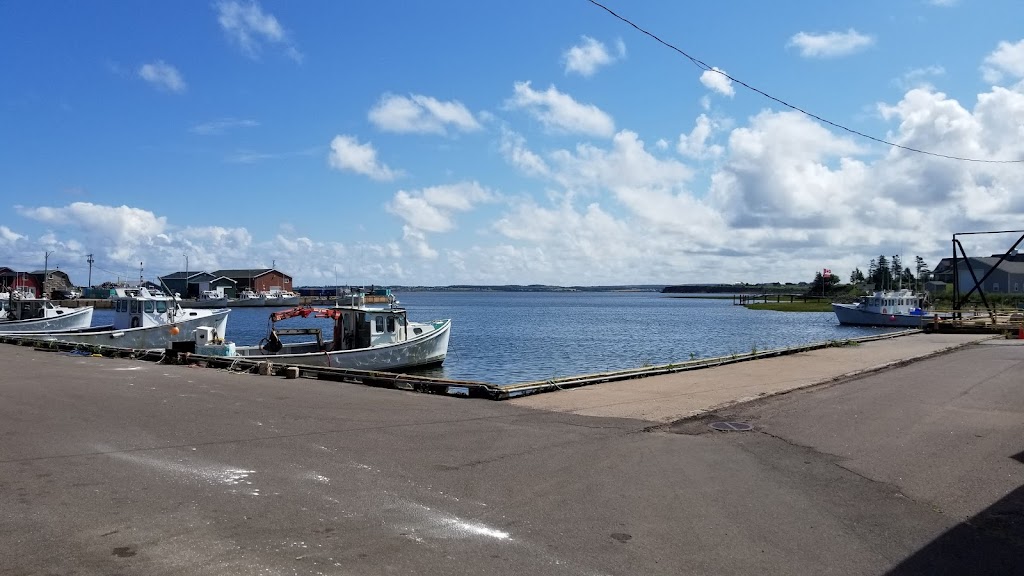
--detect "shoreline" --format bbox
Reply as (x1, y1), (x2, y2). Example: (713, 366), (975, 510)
(508, 331), (996, 422)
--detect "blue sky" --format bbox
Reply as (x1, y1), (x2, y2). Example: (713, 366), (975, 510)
(2, 0), (1023, 287)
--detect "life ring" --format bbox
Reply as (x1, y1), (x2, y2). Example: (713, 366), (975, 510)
(881, 307), (887, 314)
(131, 317), (141, 328)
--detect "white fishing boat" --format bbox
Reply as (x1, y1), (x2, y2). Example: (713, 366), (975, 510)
(26, 287), (229, 350)
(229, 289), (301, 307)
(0, 291), (95, 333)
(833, 289), (931, 327)
(229, 291), (450, 371)
(178, 289), (230, 308)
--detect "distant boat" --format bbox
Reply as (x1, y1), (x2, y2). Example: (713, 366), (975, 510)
(0, 291), (94, 333)
(178, 290), (229, 308)
(23, 287), (229, 350)
(832, 289), (932, 327)
(228, 291), (450, 371)
(184, 288), (301, 308)
(228, 289), (301, 307)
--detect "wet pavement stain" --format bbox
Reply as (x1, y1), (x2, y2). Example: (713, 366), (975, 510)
(111, 546), (136, 558)
(610, 533), (632, 543)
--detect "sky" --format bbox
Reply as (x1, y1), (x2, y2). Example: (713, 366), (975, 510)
(2, 0), (1023, 287)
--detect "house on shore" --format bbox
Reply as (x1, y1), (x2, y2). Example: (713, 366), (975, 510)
(932, 256), (1024, 294)
(159, 268), (292, 298)
(0, 267), (75, 298)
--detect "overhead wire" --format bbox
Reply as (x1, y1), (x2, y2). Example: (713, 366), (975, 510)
(586, 0), (1023, 164)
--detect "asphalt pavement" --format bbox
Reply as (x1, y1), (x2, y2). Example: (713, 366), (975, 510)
(1, 338), (1021, 575)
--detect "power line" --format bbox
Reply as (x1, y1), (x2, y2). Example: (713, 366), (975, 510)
(585, 0), (1023, 164)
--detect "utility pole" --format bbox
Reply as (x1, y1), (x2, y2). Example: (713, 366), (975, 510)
(43, 250), (53, 298)
(86, 253), (94, 288)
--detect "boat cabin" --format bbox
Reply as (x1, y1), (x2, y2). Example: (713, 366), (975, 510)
(198, 289), (224, 302)
(261, 296), (412, 354)
(238, 289), (260, 300)
(110, 287), (202, 329)
(856, 289), (925, 316)
(330, 305), (409, 351)
(2, 295), (69, 321)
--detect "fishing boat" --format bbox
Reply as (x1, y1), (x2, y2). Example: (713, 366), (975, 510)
(0, 291), (95, 333)
(177, 289), (230, 308)
(229, 289), (301, 307)
(832, 289), (931, 327)
(25, 287), (229, 350)
(229, 291), (450, 371)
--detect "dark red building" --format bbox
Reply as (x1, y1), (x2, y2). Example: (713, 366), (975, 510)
(211, 269), (294, 293)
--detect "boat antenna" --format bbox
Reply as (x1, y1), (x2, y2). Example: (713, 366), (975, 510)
(159, 276), (180, 322)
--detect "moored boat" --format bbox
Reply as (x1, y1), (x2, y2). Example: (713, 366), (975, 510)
(0, 291), (95, 333)
(229, 289), (301, 307)
(229, 291), (450, 371)
(24, 287), (229, 350)
(832, 289), (932, 327)
(179, 290), (230, 308)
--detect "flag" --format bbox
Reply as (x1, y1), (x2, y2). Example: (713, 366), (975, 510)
(823, 268), (831, 279)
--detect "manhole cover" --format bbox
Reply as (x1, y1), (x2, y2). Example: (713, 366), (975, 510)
(709, 421), (753, 432)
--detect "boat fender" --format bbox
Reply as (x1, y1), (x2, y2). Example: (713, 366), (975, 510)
(131, 317), (141, 328)
(263, 330), (283, 353)
(881, 307), (887, 314)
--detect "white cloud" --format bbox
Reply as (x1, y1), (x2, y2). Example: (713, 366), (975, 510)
(499, 128), (550, 177)
(387, 181), (496, 233)
(894, 65), (945, 90)
(677, 114), (724, 159)
(507, 81), (615, 137)
(327, 135), (401, 181)
(368, 93), (481, 135)
(0, 225), (26, 247)
(216, 0), (302, 61)
(402, 226), (438, 260)
(547, 130), (692, 196)
(699, 67), (735, 97)
(17, 202), (169, 245)
(138, 61), (186, 93)
(190, 118), (259, 135)
(787, 29), (875, 58)
(981, 39), (1024, 84)
(563, 36), (625, 77)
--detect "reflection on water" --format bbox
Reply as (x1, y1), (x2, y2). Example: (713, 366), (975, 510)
(91, 292), (902, 385)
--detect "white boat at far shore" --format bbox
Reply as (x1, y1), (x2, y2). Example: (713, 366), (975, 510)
(832, 289), (934, 327)
(229, 289), (301, 307)
(23, 287), (229, 350)
(0, 292), (94, 333)
(182, 289), (301, 308)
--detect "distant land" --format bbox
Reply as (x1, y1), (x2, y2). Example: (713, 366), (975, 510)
(386, 284), (666, 292)
(298, 283), (808, 293)
(661, 283), (810, 294)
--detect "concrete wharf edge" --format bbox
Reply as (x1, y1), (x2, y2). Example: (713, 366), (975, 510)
(0, 330), (997, 416)
(509, 331), (997, 422)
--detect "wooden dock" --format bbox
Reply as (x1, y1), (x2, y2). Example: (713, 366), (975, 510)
(732, 293), (826, 305)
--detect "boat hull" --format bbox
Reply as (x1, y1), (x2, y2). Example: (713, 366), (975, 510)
(234, 319), (451, 371)
(29, 309), (230, 350)
(180, 299), (230, 308)
(229, 295), (301, 307)
(0, 306), (94, 333)
(833, 303), (926, 327)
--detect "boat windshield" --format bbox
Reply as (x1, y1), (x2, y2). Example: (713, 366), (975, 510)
(156, 301), (168, 313)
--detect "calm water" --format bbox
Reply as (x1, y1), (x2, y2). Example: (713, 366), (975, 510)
(92, 292), (902, 385)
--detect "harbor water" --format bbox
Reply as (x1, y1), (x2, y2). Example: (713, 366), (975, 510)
(91, 291), (904, 385)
